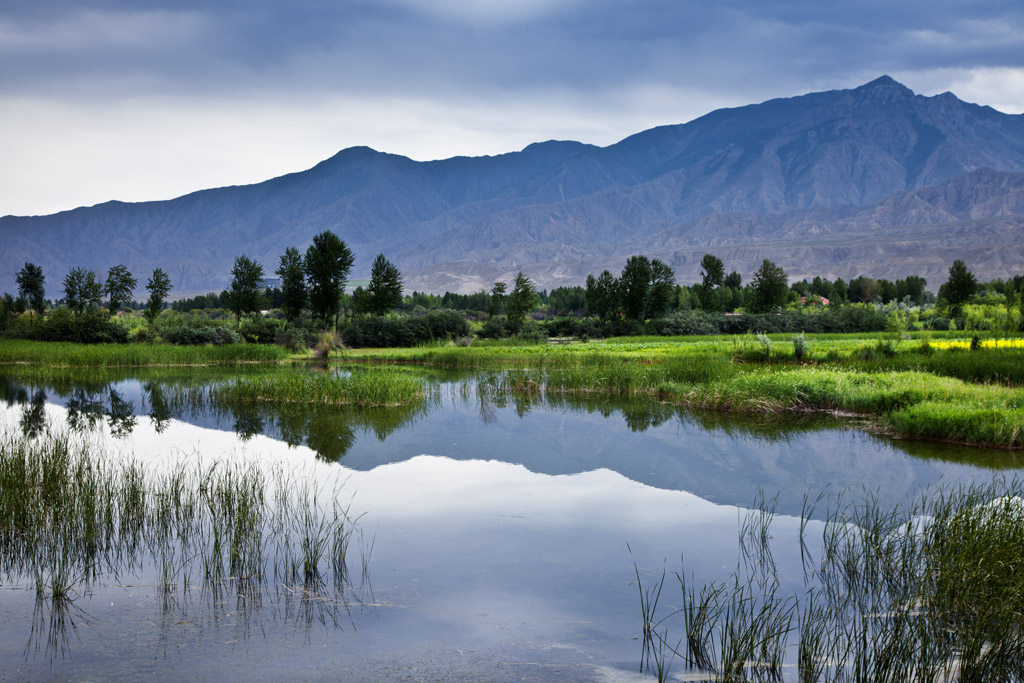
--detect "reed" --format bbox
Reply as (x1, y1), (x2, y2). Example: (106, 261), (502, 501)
(636, 479), (1024, 682)
(208, 368), (431, 406)
(0, 420), (366, 628)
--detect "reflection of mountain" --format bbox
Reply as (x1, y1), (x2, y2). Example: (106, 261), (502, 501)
(2, 371), (1011, 515)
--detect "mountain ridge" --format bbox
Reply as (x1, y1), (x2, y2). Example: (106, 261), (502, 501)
(3, 76), (1024, 295)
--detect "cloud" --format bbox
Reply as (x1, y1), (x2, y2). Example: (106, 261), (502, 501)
(0, 0), (1022, 215)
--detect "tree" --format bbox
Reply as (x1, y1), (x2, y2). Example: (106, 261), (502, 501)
(620, 255), (652, 321)
(304, 231), (354, 329)
(276, 247), (307, 323)
(724, 271), (743, 290)
(364, 254), (404, 316)
(586, 270), (621, 321)
(227, 255), (265, 324)
(698, 253), (725, 310)
(506, 271), (538, 329)
(145, 268), (172, 324)
(895, 275), (927, 306)
(488, 282), (507, 319)
(63, 266), (102, 315)
(749, 259), (789, 313)
(15, 263), (46, 317)
(104, 264), (137, 315)
(940, 259), (977, 316)
(646, 258), (676, 319)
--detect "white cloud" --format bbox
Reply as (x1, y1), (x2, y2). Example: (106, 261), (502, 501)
(896, 66), (1024, 114)
(0, 84), (741, 216)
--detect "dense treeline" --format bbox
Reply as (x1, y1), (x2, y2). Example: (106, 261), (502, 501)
(2, 241), (1023, 348)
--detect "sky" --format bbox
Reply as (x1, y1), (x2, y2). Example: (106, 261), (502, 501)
(2, 0), (1024, 217)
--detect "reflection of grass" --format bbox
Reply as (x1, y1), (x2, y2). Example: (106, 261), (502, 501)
(0, 339), (287, 367)
(636, 479), (1024, 681)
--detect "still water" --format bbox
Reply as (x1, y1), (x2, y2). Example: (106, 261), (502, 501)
(1, 368), (1020, 681)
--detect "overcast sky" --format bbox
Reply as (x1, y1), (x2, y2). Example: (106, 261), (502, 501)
(2, 0), (1023, 216)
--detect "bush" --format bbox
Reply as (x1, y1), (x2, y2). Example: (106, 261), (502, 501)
(648, 311), (719, 336)
(275, 325), (319, 352)
(238, 316), (285, 344)
(341, 311), (470, 348)
(159, 318), (242, 345)
(5, 309), (129, 344)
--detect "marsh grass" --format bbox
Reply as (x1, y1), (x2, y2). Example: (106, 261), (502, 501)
(0, 339), (287, 367)
(636, 479), (1024, 682)
(209, 368), (432, 406)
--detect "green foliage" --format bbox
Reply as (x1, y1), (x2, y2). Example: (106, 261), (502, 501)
(226, 255), (265, 323)
(586, 269), (621, 321)
(749, 259), (788, 313)
(506, 271), (539, 329)
(792, 332), (808, 361)
(699, 253), (725, 310)
(158, 317), (243, 345)
(0, 338), (285, 365)
(211, 368), (430, 406)
(304, 230), (354, 327)
(63, 266), (102, 315)
(940, 259), (978, 316)
(342, 310), (470, 348)
(15, 263), (46, 317)
(365, 253), (404, 316)
(104, 264), (137, 315)
(7, 309), (129, 344)
(144, 268), (172, 325)
(620, 255), (652, 321)
(276, 246), (307, 323)
(238, 316), (285, 345)
(487, 282), (506, 318)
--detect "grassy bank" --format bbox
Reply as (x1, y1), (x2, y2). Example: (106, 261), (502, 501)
(0, 339), (287, 367)
(349, 336), (1024, 448)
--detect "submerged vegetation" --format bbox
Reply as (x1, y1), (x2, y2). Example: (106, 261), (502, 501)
(636, 479), (1024, 682)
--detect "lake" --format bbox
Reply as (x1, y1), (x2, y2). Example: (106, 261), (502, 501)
(1, 367), (1020, 681)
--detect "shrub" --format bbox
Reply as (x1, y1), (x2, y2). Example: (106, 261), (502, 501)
(239, 316), (285, 344)
(159, 319), (242, 345)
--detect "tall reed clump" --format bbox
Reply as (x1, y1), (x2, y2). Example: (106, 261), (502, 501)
(0, 422), (365, 610)
(209, 368), (432, 406)
(635, 479), (1024, 682)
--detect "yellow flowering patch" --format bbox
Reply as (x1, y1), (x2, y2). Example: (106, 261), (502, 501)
(929, 339), (1024, 350)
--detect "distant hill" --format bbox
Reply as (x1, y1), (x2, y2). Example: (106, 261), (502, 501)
(3, 76), (1024, 295)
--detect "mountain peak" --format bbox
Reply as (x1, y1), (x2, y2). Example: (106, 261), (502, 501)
(853, 75), (915, 101)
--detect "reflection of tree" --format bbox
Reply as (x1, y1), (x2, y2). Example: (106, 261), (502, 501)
(620, 401), (673, 432)
(232, 406), (265, 441)
(106, 388), (137, 438)
(21, 389), (47, 438)
(305, 422), (358, 463)
(144, 382), (172, 433)
(67, 388), (105, 432)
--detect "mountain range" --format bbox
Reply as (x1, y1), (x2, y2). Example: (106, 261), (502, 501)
(3, 75), (1024, 296)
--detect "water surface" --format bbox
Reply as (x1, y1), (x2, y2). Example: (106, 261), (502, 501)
(1, 368), (1019, 681)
